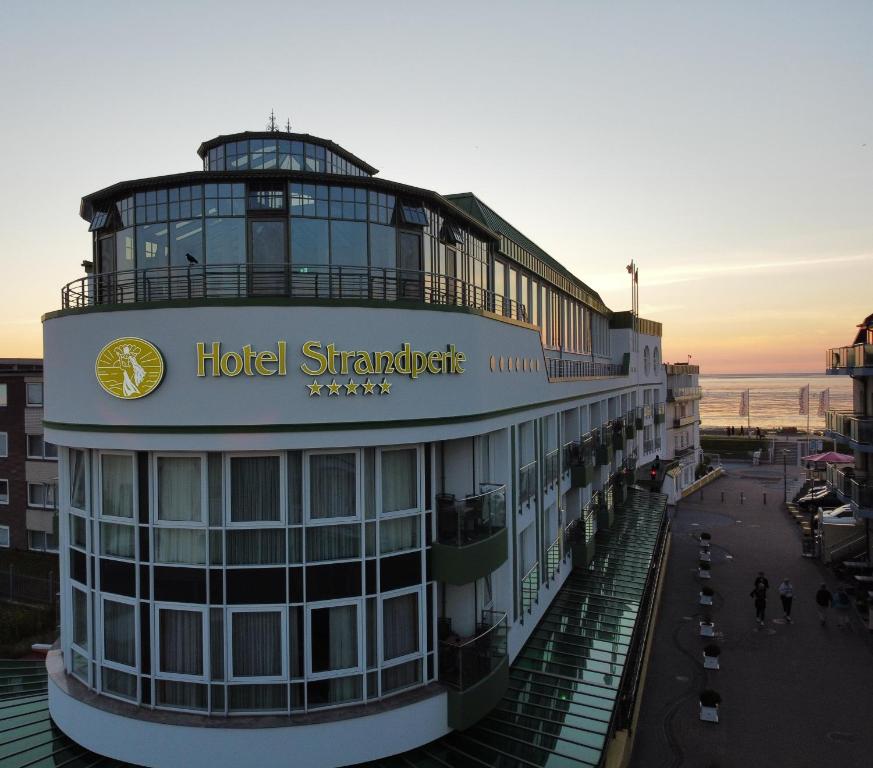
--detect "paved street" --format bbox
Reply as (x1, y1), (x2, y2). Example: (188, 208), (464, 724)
(629, 463), (873, 768)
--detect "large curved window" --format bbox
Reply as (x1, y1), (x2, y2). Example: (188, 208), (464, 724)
(205, 139), (372, 177)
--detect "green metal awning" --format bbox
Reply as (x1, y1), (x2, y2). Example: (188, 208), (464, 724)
(0, 489), (667, 768)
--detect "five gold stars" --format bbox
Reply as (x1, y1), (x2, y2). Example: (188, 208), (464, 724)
(307, 377), (391, 396)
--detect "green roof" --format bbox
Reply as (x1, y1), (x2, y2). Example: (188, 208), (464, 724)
(445, 193), (610, 316)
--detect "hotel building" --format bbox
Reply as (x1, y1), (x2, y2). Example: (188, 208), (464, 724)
(43, 128), (669, 767)
(825, 315), (873, 562)
(663, 362), (702, 502)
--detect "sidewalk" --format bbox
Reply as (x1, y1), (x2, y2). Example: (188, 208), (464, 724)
(629, 464), (873, 768)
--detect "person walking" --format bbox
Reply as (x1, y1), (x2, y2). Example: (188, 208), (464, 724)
(778, 578), (794, 622)
(815, 583), (832, 625)
(751, 583), (767, 626)
(753, 571), (769, 593)
(832, 588), (851, 629)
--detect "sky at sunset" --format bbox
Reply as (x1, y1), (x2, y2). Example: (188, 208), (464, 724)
(1, 1), (871, 373)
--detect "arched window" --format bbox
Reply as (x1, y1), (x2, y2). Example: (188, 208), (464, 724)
(643, 346), (650, 376)
(653, 346), (660, 368)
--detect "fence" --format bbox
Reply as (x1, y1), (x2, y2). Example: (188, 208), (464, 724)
(0, 567), (59, 606)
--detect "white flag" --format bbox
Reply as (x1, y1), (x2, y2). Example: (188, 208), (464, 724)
(739, 390), (749, 417)
(799, 384), (810, 416)
(817, 389), (830, 417)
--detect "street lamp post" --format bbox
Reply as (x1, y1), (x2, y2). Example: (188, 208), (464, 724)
(782, 449), (789, 503)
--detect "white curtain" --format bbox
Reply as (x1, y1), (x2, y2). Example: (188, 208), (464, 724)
(70, 449), (87, 510)
(101, 454), (134, 518)
(100, 522), (135, 559)
(103, 600), (136, 667)
(383, 593), (418, 660)
(228, 684), (287, 711)
(382, 659), (421, 694)
(310, 454), (355, 519)
(381, 449), (417, 513)
(231, 456), (280, 522)
(311, 604), (357, 673)
(306, 525), (360, 561)
(379, 516), (419, 554)
(232, 611), (282, 677)
(159, 608), (203, 676)
(102, 667), (137, 699)
(157, 680), (207, 710)
(227, 529), (285, 565)
(155, 529), (206, 564)
(158, 457), (201, 521)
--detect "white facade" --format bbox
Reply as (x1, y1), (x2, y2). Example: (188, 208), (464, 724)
(663, 362), (702, 502)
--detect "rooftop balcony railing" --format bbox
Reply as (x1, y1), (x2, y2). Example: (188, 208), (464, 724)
(667, 386), (702, 402)
(61, 264), (529, 322)
(826, 343), (873, 373)
(825, 410), (873, 448)
(545, 358), (625, 380)
(436, 484), (506, 546)
(438, 610), (508, 691)
(827, 465), (873, 512)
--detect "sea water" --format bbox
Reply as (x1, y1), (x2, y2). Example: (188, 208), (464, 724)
(699, 373), (852, 430)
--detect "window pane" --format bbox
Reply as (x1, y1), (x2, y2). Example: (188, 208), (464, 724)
(205, 218), (245, 265)
(137, 223), (169, 269)
(102, 667), (137, 699)
(330, 221), (367, 267)
(155, 528), (206, 564)
(383, 592), (419, 660)
(232, 612), (282, 677)
(170, 220), (204, 267)
(26, 383), (43, 405)
(0, 383), (6, 407)
(381, 449), (417, 513)
(156, 680), (207, 710)
(27, 435), (44, 458)
(379, 517), (419, 555)
(158, 457), (202, 522)
(369, 224), (396, 270)
(159, 608), (203, 676)
(72, 588), (88, 650)
(305, 524), (360, 561)
(290, 219), (329, 265)
(228, 683), (287, 711)
(101, 454), (134, 518)
(308, 675), (362, 707)
(226, 529), (285, 565)
(382, 658), (421, 694)
(70, 514), (86, 549)
(103, 600), (136, 667)
(100, 522), (135, 559)
(310, 454), (356, 519)
(230, 456), (280, 522)
(70, 449), (87, 509)
(311, 604), (358, 673)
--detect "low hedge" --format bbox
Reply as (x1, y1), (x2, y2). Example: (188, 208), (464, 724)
(0, 603), (55, 651)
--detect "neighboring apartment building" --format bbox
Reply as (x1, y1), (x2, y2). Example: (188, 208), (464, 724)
(0, 359), (58, 552)
(825, 315), (873, 562)
(43, 126), (669, 767)
(663, 362), (702, 502)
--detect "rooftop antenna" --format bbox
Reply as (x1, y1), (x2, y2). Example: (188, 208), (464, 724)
(285, 118), (292, 132)
(267, 110), (278, 132)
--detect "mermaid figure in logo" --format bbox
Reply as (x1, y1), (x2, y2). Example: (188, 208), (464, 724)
(115, 343), (146, 396)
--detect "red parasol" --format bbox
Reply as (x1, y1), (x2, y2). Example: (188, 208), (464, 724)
(800, 451), (855, 464)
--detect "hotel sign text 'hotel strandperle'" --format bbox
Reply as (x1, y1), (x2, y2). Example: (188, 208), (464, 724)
(195, 341), (466, 396)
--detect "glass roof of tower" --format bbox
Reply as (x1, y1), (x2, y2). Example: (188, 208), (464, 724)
(0, 489), (667, 768)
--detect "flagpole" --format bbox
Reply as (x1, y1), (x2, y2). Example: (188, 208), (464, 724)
(747, 388), (750, 433)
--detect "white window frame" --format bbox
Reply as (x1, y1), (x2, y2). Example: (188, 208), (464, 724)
(97, 519), (137, 562)
(69, 584), (91, 681)
(0, 525), (10, 548)
(154, 602), (209, 683)
(378, 586), (424, 670)
(305, 597), (363, 679)
(0, 432), (7, 458)
(27, 482), (55, 509)
(25, 382), (43, 406)
(303, 449), (361, 525)
(0, 478), (8, 505)
(224, 452), (287, 528)
(226, 605), (288, 682)
(97, 451), (138, 522)
(98, 593), (139, 702)
(152, 452), (208, 527)
(68, 448), (90, 513)
(69, 511), (88, 552)
(375, 445), (422, 518)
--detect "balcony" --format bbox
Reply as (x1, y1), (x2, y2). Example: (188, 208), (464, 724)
(611, 419), (625, 451)
(827, 465), (873, 516)
(543, 448), (559, 489)
(439, 610), (509, 730)
(545, 358), (625, 380)
(518, 461), (537, 509)
(672, 414), (698, 429)
(667, 386), (703, 402)
(674, 445), (697, 460)
(432, 484), (508, 585)
(642, 404), (653, 423)
(567, 436), (595, 488)
(521, 562), (539, 614)
(826, 343), (873, 375)
(654, 402), (666, 424)
(60, 265), (529, 323)
(644, 440), (654, 454)
(624, 411), (637, 439)
(546, 532), (563, 579)
(825, 410), (873, 451)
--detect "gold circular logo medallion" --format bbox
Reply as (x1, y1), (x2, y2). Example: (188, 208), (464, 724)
(95, 337), (164, 399)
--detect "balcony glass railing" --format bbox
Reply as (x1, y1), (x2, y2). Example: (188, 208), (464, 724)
(521, 563), (539, 614)
(546, 532), (562, 578)
(543, 448), (559, 488)
(826, 343), (873, 371)
(667, 387), (702, 402)
(673, 414), (697, 428)
(828, 465), (873, 510)
(438, 610), (508, 691)
(825, 410), (873, 446)
(546, 358), (625, 379)
(518, 461), (537, 509)
(62, 264), (529, 322)
(436, 484), (506, 546)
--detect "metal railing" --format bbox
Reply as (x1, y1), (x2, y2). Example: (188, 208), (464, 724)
(61, 264), (528, 322)
(438, 610), (508, 691)
(826, 343), (873, 371)
(828, 465), (873, 510)
(0, 567), (59, 606)
(562, 440), (577, 472)
(518, 461), (537, 509)
(672, 414), (697, 428)
(667, 387), (702, 401)
(521, 563), (539, 614)
(543, 448), (559, 488)
(642, 404), (653, 421)
(546, 532), (562, 578)
(825, 410), (873, 447)
(545, 358), (625, 380)
(435, 484), (506, 546)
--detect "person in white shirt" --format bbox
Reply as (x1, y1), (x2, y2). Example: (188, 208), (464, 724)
(778, 578), (794, 623)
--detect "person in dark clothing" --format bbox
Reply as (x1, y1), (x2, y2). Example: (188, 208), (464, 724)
(816, 583), (832, 625)
(753, 572), (769, 593)
(751, 584), (767, 625)
(778, 578), (794, 622)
